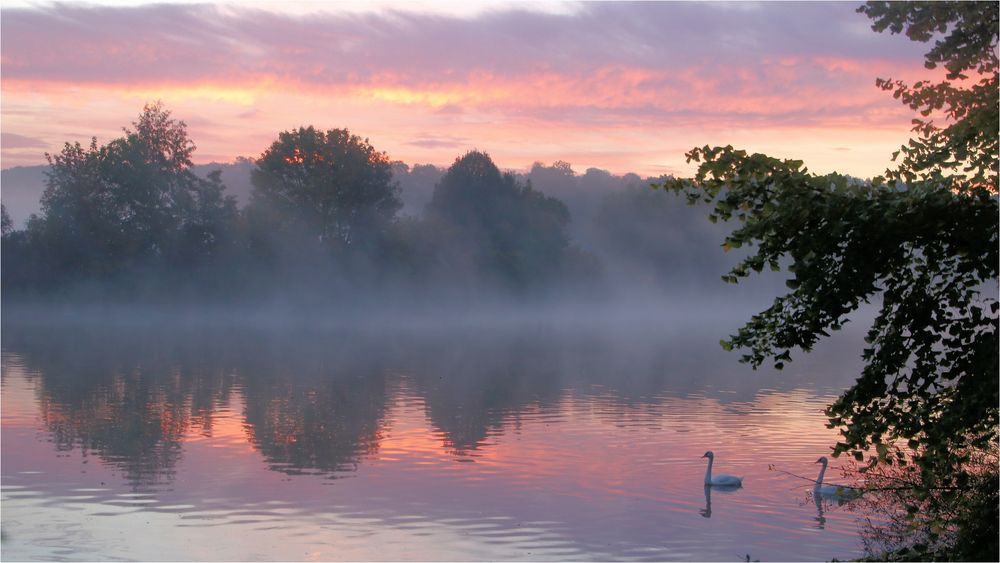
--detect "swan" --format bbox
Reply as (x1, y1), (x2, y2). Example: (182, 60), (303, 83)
(702, 451), (744, 487)
(814, 456), (862, 499)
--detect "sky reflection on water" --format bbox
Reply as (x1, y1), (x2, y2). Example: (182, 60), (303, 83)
(2, 317), (870, 561)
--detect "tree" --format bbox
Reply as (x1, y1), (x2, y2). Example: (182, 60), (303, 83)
(390, 161), (444, 215)
(661, 2), (997, 558)
(861, 1), (998, 193)
(427, 151), (574, 288)
(248, 127), (401, 252)
(1, 203), (11, 237)
(0, 202), (35, 291)
(593, 183), (730, 289)
(32, 102), (237, 279)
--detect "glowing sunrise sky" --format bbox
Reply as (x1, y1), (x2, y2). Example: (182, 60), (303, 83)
(1, 1), (932, 177)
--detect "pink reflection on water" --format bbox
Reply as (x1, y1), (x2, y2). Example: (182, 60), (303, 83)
(2, 353), (866, 561)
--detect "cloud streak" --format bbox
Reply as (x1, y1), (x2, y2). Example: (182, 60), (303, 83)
(1, 2), (931, 176)
(1, 132), (48, 149)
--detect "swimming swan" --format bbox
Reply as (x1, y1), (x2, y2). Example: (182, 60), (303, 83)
(702, 451), (744, 487)
(814, 456), (862, 499)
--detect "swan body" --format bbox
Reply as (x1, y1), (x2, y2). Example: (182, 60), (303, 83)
(814, 457), (862, 499)
(702, 451), (744, 487)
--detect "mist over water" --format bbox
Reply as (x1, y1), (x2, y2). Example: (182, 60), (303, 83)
(1, 304), (875, 561)
(2, 119), (878, 561)
(1, 147), (874, 561)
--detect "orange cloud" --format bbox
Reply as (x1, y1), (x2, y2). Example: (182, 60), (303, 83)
(1, 2), (934, 177)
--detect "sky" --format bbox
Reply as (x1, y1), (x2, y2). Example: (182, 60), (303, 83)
(1, 1), (933, 177)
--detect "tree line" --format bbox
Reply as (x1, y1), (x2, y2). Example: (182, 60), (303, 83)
(2, 107), (659, 301)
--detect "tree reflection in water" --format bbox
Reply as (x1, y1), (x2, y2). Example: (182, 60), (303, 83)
(11, 324), (236, 489)
(3, 317), (865, 490)
(237, 333), (390, 475)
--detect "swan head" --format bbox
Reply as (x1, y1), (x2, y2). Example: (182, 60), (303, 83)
(815, 456), (828, 466)
(702, 451), (714, 459)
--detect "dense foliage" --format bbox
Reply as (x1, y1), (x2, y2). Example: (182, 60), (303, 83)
(426, 151), (578, 288)
(248, 127), (401, 252)
(3, 113), (634, 300)
(664, 147), (997, 468)
(1, 204), (12, 236)
(860, 1), (998, 192)
(662, 2), (998, 559)
(29, 103), (237, 281)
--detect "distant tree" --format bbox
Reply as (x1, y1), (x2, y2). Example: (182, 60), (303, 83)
(0, 203), (32, 290)
(170, 169), (239, 268)
(390, 161), (410, 182)
(427, 151), (574, 288)
(528, 160), (575, 188)
(391, 161), (443, 216)
(249, 127), (401, 252)
(1, 203), (11, 236)
(32, 102), (237, 279)
(523, 163), (652, 251)
(661, 2), (997, 559)
(593, 184), (728, 288)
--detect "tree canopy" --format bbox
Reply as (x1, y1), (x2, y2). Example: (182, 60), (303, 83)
(661, 1), (997, 558)
(31, 102), (236, 278)
(249, 126), (401, 252)
(860, 1), (998, 193)
(1, 204), (12, 236)
(427, 151), (574, 288)
(4, 111), (619, 300)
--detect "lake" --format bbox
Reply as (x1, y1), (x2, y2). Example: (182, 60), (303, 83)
(1, 308), (873, 561)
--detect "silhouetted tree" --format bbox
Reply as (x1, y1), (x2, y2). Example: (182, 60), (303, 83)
(248, 127), (401, 254)
(1, 203), (12, 236)
(0, 203), (36, 290)
(662, 2), (997, 558)
(427, 151), (574, 288)
(527, 160), (576, 200)
(30, 102), (237, 280)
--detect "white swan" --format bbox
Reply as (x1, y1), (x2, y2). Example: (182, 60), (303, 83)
(702, 451), (744, 487)
(814, 456), (862, 499)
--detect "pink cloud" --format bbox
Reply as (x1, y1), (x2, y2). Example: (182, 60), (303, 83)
(1, 132), (47, 149)
(0, 2), (935, 177)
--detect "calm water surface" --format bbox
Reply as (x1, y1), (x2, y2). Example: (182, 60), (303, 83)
(2, 313), (871, 561)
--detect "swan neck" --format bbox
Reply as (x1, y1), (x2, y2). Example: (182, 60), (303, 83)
(704, 456), (714, 484)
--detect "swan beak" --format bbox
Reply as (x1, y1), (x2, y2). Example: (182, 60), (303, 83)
(701, 453), (707, 458)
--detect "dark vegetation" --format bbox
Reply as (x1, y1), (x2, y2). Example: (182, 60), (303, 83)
(1, 2), (995, 559)
(663, 2), (997, 560)
(1, 105), (736, 306)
